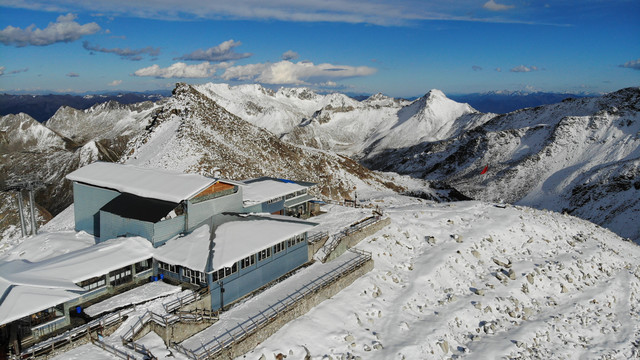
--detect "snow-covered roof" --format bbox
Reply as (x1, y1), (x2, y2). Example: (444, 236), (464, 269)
(154, 214), (317, 272)
(154, 224), (211, 272)
(242, 179), (308, 206)
(66, 162), (216, 203)
(0, 237), (153, 326)
(211, 214), (317, 269)
(0, 286), (79, 326)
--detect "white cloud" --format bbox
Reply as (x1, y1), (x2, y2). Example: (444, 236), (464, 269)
(221, 60), (377, 85)
(619, 58), (640, 70)
(66, 72), (79, 77)
(133, 62), (231, 78)
(175, 39), (251, 62)
(0, 13), (100, 47)
(510, 65), (539, 72)
(495, 67), (502, 72)
(0, 66), (5, 76)
(108, 80), (122, 86)
(281, 50), (299, 61)
(1, 0), (549, 26)
(483, 0), (515, 11)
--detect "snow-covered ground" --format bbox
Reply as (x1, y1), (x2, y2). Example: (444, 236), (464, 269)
(243, 196), (640, 359)
(5, 192), (640, 360)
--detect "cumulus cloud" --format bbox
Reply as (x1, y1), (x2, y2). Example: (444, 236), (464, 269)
(133, 61), (231, 78)
(483, 0), (515, 11)
(495, 67), (502, 72)
(221, 60), (376, 85)
(82, 41), (160, 61)
(619, 58), (640, 70)
(108, 80), (122, 86)
(66, 72), (79, 77)
(282, 50), (299, 61)
(510, 65), (540, 72)
(0, 13), (100, 47)
(175, 40), (251, 62)
(472, 65), (483, 71)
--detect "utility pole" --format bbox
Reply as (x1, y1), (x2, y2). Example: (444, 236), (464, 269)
(28, 185), (37, 235)
(15, 191), (27, 237)
(3, 177), (46, 237)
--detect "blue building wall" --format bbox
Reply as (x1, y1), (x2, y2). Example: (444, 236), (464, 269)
(73, 182), (119, 236)
(153, 215), (186, 247)
(99, 211), (155, 242)
(187, 189), (243, 230)
(209, 237), (309, 310)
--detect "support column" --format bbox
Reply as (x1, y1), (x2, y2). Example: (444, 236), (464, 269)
(16, 191), (27, 238)
(28, 188), (37, 235)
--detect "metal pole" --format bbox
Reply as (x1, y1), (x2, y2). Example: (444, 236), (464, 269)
(29, 187), (37, 235)
(16, 191), (27, 237)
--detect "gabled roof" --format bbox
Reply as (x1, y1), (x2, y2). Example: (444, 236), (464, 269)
(154, 214), (318, 272)
(242, 178), (312, 206)
(211, 214), (317, 270)
(66, 162), (217, 203)
(0, 237), (153, 326)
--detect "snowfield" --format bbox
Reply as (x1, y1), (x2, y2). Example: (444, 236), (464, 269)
(243, 196), (640, 360)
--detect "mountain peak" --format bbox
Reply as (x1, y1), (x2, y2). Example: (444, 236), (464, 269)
(424, 89), (446, 99)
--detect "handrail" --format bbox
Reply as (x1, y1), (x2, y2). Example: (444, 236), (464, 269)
(319, 215), (382, 262)
(185, 249), (371, 359)
(162, 286), (208, 313)
(20, 308), (133, 359)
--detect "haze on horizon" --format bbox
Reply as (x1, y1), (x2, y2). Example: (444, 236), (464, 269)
(0, 0), (638, 98)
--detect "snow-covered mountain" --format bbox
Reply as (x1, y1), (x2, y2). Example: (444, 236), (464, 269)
(193, 83), (363, 136)
(122, 83), (402, 199)
(365, 87), (640, 242)
(282, 89), (494, 159)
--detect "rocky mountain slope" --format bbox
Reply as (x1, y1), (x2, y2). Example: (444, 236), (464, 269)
(365, 87), (640, 241)
(122, 83), (403, 199)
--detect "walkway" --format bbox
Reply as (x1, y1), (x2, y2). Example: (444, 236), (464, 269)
(178, 249), (371, 359)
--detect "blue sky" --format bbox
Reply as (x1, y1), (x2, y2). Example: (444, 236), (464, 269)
(0, 0), (638, 97)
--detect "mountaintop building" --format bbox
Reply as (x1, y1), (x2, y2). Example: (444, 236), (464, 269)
(0, 162), (319, 354)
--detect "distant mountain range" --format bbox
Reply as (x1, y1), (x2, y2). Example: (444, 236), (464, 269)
(0, 92), (169, 123)
(449, 91), (596, 114)
(0, 89), (595, 124)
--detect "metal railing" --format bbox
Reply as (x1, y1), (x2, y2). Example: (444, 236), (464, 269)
(91, 336), (143, 360)
(319, 215), (383, 262)
(162, 287), (208, 313)
(307, 231), (328, 244)
(177, 249), (372, 360)
(19, 309), (132, 359)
